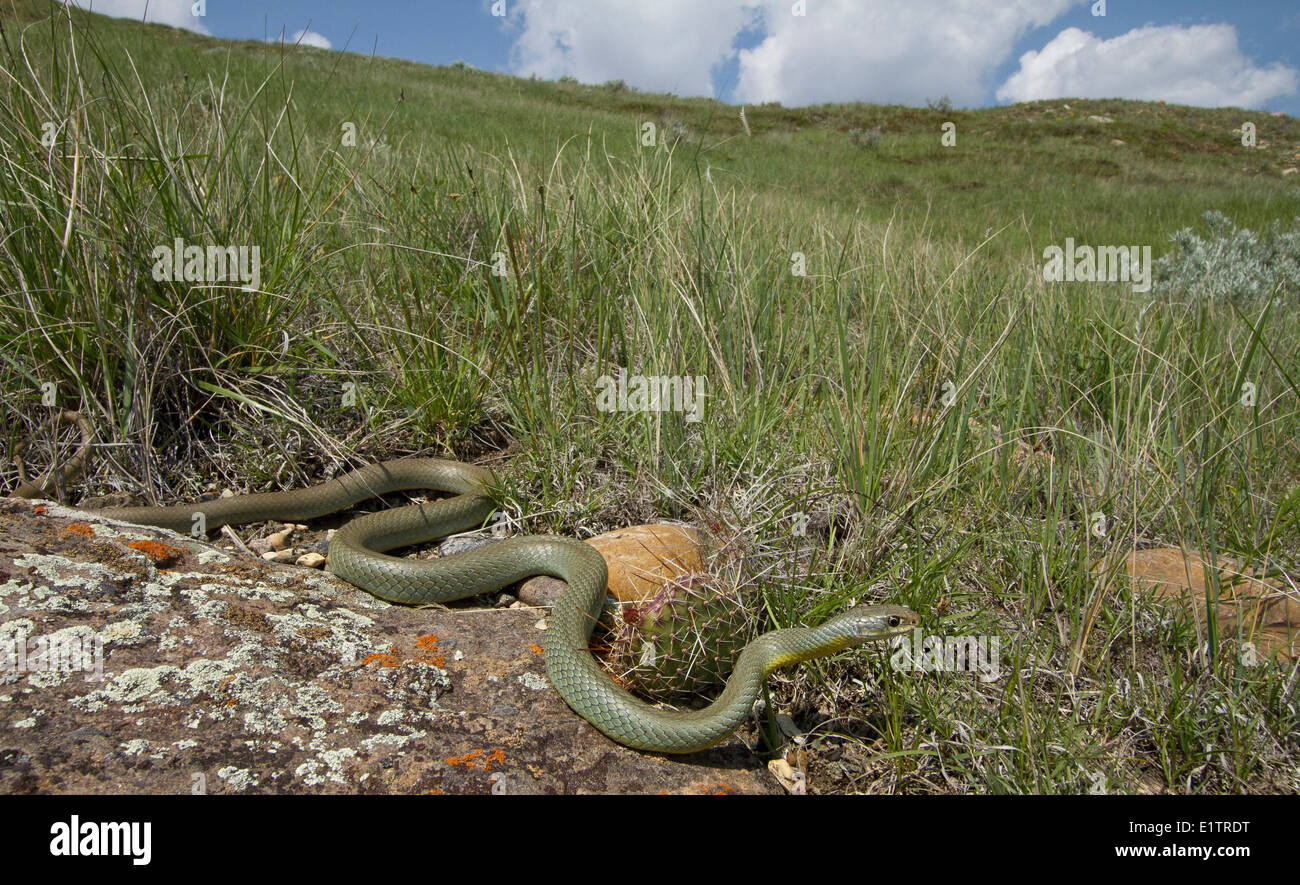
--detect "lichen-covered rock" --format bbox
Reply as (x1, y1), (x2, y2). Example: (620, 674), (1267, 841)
(0, 498), (778, 794)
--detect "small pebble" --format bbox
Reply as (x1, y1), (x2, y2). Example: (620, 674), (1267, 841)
(262, 549), (297, 563)
(267, 528), (294, 550)
(296, 552), (326, 569)
(767, 758), (807, 794)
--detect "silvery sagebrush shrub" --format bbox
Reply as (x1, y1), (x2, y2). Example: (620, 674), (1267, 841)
(926, 94), (953, 113)
(1152, 210), (1300, 303)
(848, 126), (883, 149)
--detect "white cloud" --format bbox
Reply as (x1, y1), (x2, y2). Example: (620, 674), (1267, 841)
(291, 29), (332, 50)
(735, 0), (1080, 106)
(997, 25), (1299, 108)
(62, 0), (210, 35)
(508, 0), (761, 97)
(507, 0), (1083, 106)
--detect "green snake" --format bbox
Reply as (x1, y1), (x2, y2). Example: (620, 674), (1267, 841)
(13, 435), (918, 753)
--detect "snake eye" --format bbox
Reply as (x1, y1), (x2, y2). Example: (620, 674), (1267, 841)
(887, 616), (900, 627)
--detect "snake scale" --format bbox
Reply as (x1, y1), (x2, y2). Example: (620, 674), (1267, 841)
(13, 426), (918, 754)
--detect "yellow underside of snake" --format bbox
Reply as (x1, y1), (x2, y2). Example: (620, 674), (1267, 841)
(17, 448), (918, 754)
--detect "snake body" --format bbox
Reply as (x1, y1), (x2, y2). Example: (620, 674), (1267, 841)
(21, 455), (917, 753)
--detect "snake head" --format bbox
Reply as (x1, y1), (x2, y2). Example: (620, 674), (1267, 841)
(834, 604), (920, 644)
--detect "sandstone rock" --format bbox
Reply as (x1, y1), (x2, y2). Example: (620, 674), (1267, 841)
(587, 524), (706, 602)
(519, 523), (705, 605)
(1096, 546), (1298, 660)
(0, 498), (777, 794)
(266, 528), (293, 551)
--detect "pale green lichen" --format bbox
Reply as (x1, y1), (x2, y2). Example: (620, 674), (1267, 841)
(361, 730), (426, 752)
(69, 657), (237, 712)
(376, 709), (406, 726)
(295, 746), (357, 786)
(201, 580), (295, 603)
(517, 672), (550, 692)
(12, 552), (135, 587)
(0, 618), (35, 641)
(300, 573), (390, 610)
(216, 766), (258, 791)
(101, 620), (144, 644)
(25, 624), (102, 687)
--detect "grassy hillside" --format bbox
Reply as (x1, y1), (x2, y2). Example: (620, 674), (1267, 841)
(1, 0), (1297, 793)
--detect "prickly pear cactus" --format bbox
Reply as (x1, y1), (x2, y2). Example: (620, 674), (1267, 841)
(602, 572), (754, 701)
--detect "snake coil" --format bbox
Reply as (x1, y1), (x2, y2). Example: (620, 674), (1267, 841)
(14, 450), (917, 753)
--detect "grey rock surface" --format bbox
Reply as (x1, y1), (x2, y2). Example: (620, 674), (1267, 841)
(0, 497), (777, 794)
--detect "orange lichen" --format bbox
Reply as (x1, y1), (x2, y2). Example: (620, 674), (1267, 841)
(412, 633), (445, 667)
(363, 635), (445, 669)
(445, 747), (506, 772)
(127, 539), (185, 567)
(62, 522), (96, 538)
(527, 644), (544, 655)
(218, 675), (241, 706)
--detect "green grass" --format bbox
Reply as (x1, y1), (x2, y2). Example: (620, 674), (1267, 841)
(1, 0), (1298, 793)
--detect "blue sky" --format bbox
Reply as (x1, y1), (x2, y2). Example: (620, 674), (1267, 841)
(71, 1), (1300, 114)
